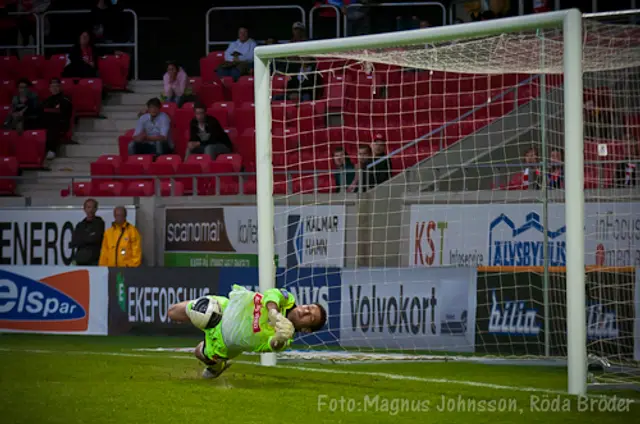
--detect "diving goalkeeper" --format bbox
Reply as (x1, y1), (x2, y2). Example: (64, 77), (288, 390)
(168, 285), (327, 379)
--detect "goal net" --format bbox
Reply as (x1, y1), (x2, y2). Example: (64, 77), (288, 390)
(254, 11), (640, 392)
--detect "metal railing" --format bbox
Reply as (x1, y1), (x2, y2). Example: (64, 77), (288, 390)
(4, 157), (636, 198)
(205, 5), (306, 56)
(309, 4), (341, 40)
(40, 9), (139, 80)
(0, 12), (40, 53)
(343, 2), (448, 37)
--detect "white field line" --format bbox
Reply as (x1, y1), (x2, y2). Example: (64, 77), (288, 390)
(0, 347), (637, 403)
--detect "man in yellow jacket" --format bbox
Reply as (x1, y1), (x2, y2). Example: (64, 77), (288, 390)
(99, 206), (142, 267)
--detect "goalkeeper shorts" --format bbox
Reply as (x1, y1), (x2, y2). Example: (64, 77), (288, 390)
(202, 295), (229, 361)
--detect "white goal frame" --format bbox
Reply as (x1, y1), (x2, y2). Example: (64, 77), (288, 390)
(252, 9), (587, 396)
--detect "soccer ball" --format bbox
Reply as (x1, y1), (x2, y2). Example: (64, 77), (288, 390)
(187, 296), (223, 330)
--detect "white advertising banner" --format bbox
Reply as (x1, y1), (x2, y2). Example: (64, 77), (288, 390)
(409, 203), (640, 268)
(164, 206), (346, 267)
(339, 267), (477, 352)
(0, 266), (109, 335)
(0, 207), (137, 266)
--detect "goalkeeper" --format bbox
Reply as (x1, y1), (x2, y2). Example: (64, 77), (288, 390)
(168, 284), (327, 379)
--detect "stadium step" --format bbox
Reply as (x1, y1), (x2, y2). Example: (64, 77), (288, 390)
(61, 143), (119, 158)
(46, 158), (91, 173)
(73, 131), (123, 145)
(102, 104), (144, 114)
(76, 118), (139, 132)
(127, 80), (164, 94)
(106, 92), (157, 106)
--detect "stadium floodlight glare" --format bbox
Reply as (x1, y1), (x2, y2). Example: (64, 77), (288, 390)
(251, 8), (638, 397)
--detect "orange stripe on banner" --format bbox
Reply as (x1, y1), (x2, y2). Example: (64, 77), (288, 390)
(477, 266), (635, 273)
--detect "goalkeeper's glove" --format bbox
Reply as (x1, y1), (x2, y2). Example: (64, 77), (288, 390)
(269, 310), (295, 343)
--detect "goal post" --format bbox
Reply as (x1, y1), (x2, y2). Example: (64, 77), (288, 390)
(253, 10), (587, 393)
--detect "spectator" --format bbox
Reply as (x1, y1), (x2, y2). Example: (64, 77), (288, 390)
(99, 206), (142, 268)
(616, 138), (638, 187)
(42, 78), (73, 160)
(345, 0), (371, 36)
(284, 60), (323, 102)
(4, 78), (40, 133)
(90, 0), (117, 43)
(217, 27), (257, 82)
(161, 61), (191, 107)
(128, 98), (172, 156)
(70, 198), (105, 266)
(349, 144), (373, 192)
(333, 146), (356, 193)
(186, 103), (233, 160)
(63, 31), (101, 78)
(291, 22), (308, 42)
(547, 148), (564, 189)
(371, 138), (392, 185)
(521, 146), (541, 190)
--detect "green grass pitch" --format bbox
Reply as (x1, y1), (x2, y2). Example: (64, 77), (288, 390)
(1, 334), (638, 424)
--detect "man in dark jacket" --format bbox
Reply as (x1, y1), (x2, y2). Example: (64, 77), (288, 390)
(42, 78), (73, 160)
(186, 103), (233, 160)
(70, 198), (105, 266)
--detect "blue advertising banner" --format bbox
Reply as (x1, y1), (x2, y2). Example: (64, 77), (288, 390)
(218, 267), (341, 346)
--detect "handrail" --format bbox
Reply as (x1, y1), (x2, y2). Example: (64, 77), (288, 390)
(205, 5), (306, 56)
(40, 9), (139, 80)
(0, 12), (40, 54)
(367, 74), (539, 170)
(343, 2), (448, 37)
(309, 4), (341, 40)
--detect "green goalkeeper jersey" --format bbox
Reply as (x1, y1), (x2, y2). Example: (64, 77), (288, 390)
(201, 285), (296, 360)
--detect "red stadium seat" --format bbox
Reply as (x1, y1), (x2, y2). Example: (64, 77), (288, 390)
(224, 128), (237, 146)
(19, 55), (45, 80)
(43, 54), (68, 80)
(161, 102), (177, 119)
(160, 180), (184, 196)
(0, 156), (18, 195)
(68, 181), (92, 197)
(148, 161), (177, 182)
(155, 154), (182, 169)
(185, 154), (213, 171)
(199, 82), (225, 107)
(271, 75), (288, 97)
(74, 78), (103, 116)
(0, 56), (19, 80)
(232, 77), (255, 106)
(92, 181), (124, 197)
(0, 130), (17, 156)
(188, 77), (202, 96)
(175, 162), (203, 194)
(127, 154), (154, 170)
(242, 175), (257, 194)
(30, 79), (49, 101)
(123, 181), (154, 197)
(235, 102), (255, 133)
(118, 129), (135, 159)
(90, 155), (120, 185)
(173, 107), (194, 137)
(209, 162), (237, 195)
(209, 101), (235, 127)
(0, 80), (16, 104)
(16, 130), (46, 168)
(98, 54), (130, 90)
(216, 153), (242, 172)
(235, 128), (256, 168)
(200, 52), (226, 83)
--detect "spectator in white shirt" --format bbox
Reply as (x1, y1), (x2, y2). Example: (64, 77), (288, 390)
(217, 27), (257, 82)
